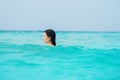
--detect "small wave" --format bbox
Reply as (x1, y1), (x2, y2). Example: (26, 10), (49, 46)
(0, 60), (41, 67)
(0, 42), (120, 52)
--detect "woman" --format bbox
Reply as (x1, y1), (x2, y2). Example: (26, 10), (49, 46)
(43, 29), (56, 46)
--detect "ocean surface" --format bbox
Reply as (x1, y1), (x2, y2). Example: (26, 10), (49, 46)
(0, 31), (120, 80)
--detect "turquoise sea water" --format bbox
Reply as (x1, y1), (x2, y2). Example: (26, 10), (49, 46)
(0, 31), (120, 80)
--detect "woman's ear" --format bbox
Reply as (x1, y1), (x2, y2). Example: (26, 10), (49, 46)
(48, 37), (51, 41)
(48, 36), (51, 40)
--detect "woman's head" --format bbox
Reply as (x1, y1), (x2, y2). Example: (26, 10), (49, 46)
(43, 29), (56, 46)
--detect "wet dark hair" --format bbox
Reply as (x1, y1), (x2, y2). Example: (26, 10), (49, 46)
(44, 29), (56, 46)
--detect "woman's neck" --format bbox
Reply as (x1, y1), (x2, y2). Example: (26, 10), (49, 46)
(47, 42), (54, 46)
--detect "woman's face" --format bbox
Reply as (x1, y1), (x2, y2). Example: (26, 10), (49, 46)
(43, 32), (50, 43)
